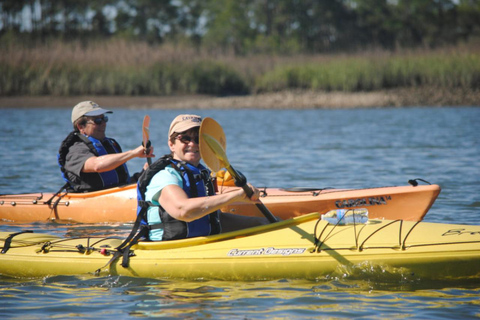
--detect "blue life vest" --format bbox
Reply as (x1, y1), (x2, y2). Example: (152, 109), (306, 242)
(86, 135), (131, 187)
(136, 155), (221, 241)
(57, 131), (130, 192)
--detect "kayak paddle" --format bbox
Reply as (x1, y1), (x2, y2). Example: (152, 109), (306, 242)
(142, 115), (152, 166)
(199, 117), (278, 223)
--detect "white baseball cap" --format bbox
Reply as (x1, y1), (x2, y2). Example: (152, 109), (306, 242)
(71, 101), (112, 123)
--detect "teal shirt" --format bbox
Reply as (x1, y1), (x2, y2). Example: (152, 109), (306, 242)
(145, 166), (183, 241)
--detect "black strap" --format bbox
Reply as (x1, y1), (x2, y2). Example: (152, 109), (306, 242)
(120, 227), (150, 268)
(408, 178), (432, 186)
(115, 208), (148, 252)
(1, 230), (33, 254)
(95, 250), (123, 275)
(45, 182), (69, 207)
(112, 205), (163, 268)
(95, 212), (145, 272)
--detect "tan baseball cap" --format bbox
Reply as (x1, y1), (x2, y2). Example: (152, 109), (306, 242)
(71, 101), (113, 123)
(168, 114), (202, 138)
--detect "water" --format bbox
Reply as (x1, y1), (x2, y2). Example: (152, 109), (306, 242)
(1, 106), (479, 319)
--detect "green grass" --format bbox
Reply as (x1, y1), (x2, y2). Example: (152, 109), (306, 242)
(255, 53), (480, 92)
(0, 61), (249, 96)
(1, 39), (479, 96)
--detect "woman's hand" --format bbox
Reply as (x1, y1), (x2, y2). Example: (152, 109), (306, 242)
(245, 183), (260, 202)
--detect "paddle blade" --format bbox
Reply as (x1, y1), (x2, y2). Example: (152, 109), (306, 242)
(142, 115), (152, 166)
(142, 115), (151, 147)
(199, 117), (227, 172)
(199, 117), (278, 223)
(203, 134), (229, 169)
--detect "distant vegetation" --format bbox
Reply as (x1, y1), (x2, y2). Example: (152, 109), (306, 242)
(255, 49), (480, 93)
(1, 0), (480, 97)
(3, 0), (480, 53)
(1, 40), (479, 96)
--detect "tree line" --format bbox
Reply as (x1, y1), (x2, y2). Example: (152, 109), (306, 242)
(2, 0), (480, 54)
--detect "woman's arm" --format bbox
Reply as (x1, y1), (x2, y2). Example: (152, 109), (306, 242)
(159, 183), (258, 222)
(83, 145), (154, 172)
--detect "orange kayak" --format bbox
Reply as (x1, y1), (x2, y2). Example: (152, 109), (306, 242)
(0, 183), (440, 223)
(220, 184), (440, 221)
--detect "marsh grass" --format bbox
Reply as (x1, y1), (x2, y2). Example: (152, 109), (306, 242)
(255, 52), (480, 92)
(1, 39), (479, 96)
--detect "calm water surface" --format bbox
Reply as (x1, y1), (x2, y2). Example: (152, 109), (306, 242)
(0, 106), (479, 319)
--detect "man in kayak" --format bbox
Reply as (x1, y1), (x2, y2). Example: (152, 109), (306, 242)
(58, 101), (154, 193)
(137, 114), (268, 241)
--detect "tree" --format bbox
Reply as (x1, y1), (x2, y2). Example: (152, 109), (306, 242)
(203, 0), (257, 54)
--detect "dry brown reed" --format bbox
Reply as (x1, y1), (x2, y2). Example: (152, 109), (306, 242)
(1, 39), (479, 98)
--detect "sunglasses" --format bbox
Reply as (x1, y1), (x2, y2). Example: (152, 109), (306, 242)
(87, 116), (109, 125)
(176, 134), (199, 144)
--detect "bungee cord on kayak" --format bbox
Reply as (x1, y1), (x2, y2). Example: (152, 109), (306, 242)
(2, 212), (480, 281)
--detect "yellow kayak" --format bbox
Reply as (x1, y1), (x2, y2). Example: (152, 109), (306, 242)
(1, 212), (479, 281)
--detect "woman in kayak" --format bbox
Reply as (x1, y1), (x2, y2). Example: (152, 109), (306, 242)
(58, 101), (154, 193)
(139, 114), (268, 241)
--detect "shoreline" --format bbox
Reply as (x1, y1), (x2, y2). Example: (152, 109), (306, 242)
(1, 88), (479, 109)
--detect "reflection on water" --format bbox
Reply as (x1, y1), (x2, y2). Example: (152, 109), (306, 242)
(1, 275), (479, 319)
(0, 221), (132, 238)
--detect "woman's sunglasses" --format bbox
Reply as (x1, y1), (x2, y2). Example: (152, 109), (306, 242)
(176, 134), (199, 144)
(88, 116), (109, 125)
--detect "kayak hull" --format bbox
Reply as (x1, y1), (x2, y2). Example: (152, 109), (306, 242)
(221, 184), (440, 221)
(0, 212), (479, 281)
(0, 184), (441, 223)
(0, 185), (137, 223)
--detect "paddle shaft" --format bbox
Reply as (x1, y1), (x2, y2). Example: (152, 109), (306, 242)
(225, 164), (278, 223)
(146, 147), (152, 166)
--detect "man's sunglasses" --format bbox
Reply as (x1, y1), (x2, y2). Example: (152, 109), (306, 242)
(88, 116), (109, 125)
(176, 134), (199, 144)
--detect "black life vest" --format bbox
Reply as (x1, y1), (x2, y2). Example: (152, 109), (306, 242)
(57, 131), (130, 192)
(136, 154), (221, 241)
